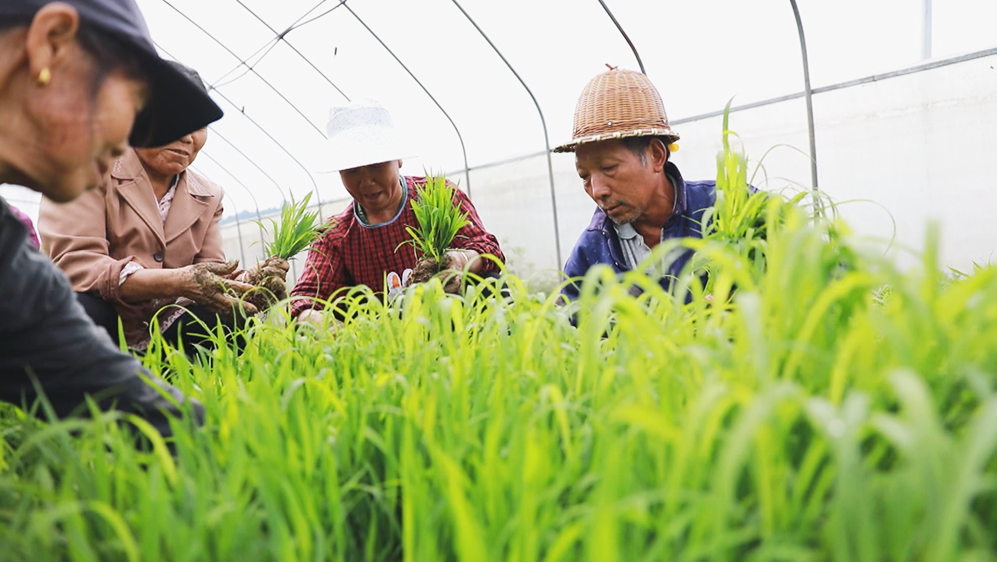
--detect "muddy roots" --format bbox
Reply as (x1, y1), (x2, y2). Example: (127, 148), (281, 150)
(405, 255), (462, 294)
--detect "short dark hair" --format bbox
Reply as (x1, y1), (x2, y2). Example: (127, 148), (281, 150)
(621, 136), (670, 166)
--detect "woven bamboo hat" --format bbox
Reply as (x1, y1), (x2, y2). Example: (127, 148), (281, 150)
(553, 68), (679, 153)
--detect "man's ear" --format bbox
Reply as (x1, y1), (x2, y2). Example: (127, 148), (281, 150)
(648, 138), (668, 173)
(397, 159), (403, 169)
(24, 3), (81, 82)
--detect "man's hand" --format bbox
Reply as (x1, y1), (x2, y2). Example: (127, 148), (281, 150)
(179, 260), (258, 316)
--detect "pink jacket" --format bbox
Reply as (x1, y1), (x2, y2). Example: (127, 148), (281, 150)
(38, 149), (226, 345)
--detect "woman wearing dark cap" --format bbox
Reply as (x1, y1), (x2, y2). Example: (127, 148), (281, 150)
(0, 0), (232, 435)
(38, 62), (289, 357)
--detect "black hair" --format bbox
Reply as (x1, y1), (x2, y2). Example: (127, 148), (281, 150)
(621, 136), (671, 166)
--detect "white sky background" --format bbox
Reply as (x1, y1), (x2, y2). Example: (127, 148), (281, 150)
(4, 0), (997, 219)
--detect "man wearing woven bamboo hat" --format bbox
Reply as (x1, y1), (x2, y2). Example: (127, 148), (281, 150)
(555, 68), (717, 300)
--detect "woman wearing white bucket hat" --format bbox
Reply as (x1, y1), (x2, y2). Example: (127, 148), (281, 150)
(290, 100), (505, 322)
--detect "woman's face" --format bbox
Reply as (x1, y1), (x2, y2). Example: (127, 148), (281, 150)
(27, 46), (147, 202)
(135, 128), (208, 179)
(339, 160), (404, 221)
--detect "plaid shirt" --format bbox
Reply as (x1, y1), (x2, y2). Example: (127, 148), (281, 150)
(290, 176), (504, 317)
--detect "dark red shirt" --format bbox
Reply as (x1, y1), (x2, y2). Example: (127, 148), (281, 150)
(290, 176), (504, 317)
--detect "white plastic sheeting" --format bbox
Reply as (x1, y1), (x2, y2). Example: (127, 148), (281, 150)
(4, 0), (997, 276)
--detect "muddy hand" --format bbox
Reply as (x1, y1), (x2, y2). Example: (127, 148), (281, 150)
(182, 260), (258, 317)
(443, 250), (467, 270)
(444, 249), (481, 273)
(434, 267), (463, 294)
(259, 256), (290, 281)
(239, 256), (290, 285)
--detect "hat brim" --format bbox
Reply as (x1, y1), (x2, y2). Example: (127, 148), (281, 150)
(129, 50), (224, 148)
(323, 125), (413, 172)
(553, 128), (680, 153)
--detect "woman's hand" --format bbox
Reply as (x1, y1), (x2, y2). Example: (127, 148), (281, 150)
(178, 260), (258, 316)
(296, 308), (329, 329)
(256, 256), (290, 283)
(296, 309), (343, 337)
(235, 256), (291, 310)
(444, 249), (482, 273)
(235, 256), (290, 284)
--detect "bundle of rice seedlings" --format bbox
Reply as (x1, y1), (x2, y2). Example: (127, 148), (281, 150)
(247, 192), (325, 309)
(705, 99), (770, 244)
(401, 175), (470, 292)
(698, 100), (806, 283)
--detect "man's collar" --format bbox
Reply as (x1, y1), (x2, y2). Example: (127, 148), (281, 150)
(613, 221), (640, 240)
(665, 160), (688, 219)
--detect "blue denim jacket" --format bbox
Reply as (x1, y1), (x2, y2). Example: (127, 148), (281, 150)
(561, 162), (716, 301)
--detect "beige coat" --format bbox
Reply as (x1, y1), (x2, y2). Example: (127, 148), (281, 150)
(38, 149), (226, 345)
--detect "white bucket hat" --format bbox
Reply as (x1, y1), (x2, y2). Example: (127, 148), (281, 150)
(324, 99), (413, 172)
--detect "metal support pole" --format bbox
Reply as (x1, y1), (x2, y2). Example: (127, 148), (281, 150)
(196, 153), (267, 255)
(921, 0), (933, 60)
(450, 0), (563, 267)
(223, 194), (248, 266)
(152, 11), (326, 222)
(789, 0), (822, 217)
(343, 4), (472, 197)
(597, 0), (645, 75)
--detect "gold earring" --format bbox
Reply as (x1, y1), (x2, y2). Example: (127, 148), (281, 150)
(37, 67), (51, 87)
(668, 143), (679, 153)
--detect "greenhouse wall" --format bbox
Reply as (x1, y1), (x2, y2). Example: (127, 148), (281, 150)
(215, 50), (997, 288)
(6, 51), (996, 289)
(463, 50), (997, 280)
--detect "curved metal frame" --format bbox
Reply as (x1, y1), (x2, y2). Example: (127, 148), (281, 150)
(597, 0), (645, 75)
(157, 0), (846, 265)
(229, 0), (351, 102)
(343, 4), (472, 197)
(195, 152), (265, 255)
(209, 87), (326, 221)
(156, 4), (327, 220)
(208, 126), (289, 205)
(219, 192), (247, 266)
(160, 1), (325, 138)
(789, 0), (822, 217)
(449, 0), (562, 267)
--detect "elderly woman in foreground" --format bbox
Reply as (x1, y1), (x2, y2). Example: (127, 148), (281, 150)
(0, 0), (223, 435)
(39, 62), (288, 357)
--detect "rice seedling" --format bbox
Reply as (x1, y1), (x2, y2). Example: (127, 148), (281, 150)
(400, 175), (470, 290)
(258, 192), (324, 260)
(247, 192), (325, 308)
(2, 114), (995, 561)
